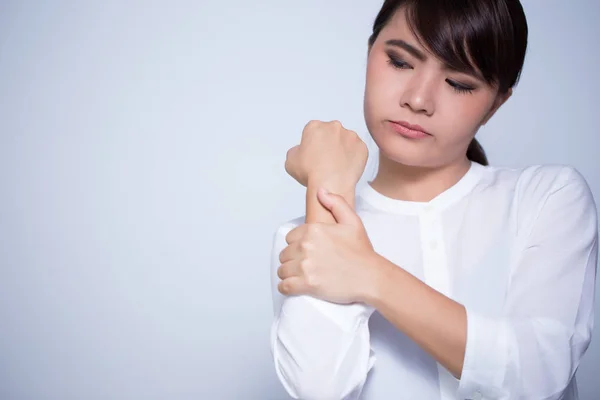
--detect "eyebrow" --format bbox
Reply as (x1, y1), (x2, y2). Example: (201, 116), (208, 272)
(385, 39), (426, 61)
(384, 38), (484, 81)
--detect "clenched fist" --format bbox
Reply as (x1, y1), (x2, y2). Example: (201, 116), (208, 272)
(285, 120), (369, 193)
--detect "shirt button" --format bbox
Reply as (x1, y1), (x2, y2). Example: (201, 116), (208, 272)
(471, 391), (483, 400)
(423, 204), (433, 213)
(429, 240), (438, 250)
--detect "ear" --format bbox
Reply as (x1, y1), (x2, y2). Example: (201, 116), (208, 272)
(481, 88), (512, 126)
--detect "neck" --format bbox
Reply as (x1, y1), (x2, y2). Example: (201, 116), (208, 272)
(369, 153), (472, 203)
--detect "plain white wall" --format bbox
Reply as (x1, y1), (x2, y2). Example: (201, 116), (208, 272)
(0, 1), (598, 399)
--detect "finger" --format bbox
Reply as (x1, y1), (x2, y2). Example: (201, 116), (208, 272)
(327, 120), (343, 129)
(279, 242), (299, 264)
(278, 277), (308, 296)
(285, 224), (308, 244)
(286, 145), (299, 161)
(277, 261), (298, 280)
(284, 146), (300, 174)
(317, 189), (362, 226)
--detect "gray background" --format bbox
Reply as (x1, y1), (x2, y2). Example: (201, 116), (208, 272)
(0, 1), (598, 399)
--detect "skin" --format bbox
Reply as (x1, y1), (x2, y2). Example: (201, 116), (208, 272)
(278, 7), (512, 379)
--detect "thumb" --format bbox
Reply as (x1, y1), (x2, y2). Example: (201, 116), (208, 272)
(317, 188), (360, 225)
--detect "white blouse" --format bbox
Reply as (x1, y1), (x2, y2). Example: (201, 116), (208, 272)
(269, 162), (598, 400)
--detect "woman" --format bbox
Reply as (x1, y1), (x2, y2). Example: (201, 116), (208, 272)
(269, 0), (598, 399)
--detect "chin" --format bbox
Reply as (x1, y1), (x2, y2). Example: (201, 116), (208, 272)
(380, 147), (435, 168)
(369, 127), (437, 168)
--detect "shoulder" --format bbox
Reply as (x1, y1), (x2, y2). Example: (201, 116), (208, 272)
(516, 164), (590, 193)
(490, 164), (597, 238)
(511, 164), (595, 209)
(483, 163), (595, 205)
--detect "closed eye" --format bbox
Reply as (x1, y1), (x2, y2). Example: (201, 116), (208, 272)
(386, 50), (476, 95)
(387, 54), (412, 70)
(446, 79), (475, 94)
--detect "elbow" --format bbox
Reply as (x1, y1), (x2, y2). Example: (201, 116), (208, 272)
(509, 322), (590, 399)
(296, 386), (350, 400)
(272, 339), (368, 400)
(269, 301), (373, 399)
(274, 363), (359, 400)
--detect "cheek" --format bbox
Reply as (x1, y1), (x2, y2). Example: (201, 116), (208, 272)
(365, 60), (398, 115)
(437, 93), (493, 142)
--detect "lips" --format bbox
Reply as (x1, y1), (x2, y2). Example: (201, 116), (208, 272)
(389, 120), (432, 139)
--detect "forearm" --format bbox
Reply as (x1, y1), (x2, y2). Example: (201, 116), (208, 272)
(365, 254), (467, 378)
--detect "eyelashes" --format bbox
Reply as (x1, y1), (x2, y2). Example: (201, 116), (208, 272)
(445, 79), (475, 94)
(387, 55), (411, 70)
(386, 54), (475, 95)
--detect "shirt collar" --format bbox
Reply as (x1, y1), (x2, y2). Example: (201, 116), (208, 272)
(357, 161), (486, 215)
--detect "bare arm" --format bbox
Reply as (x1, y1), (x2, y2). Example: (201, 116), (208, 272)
(365, 255), (467, 378)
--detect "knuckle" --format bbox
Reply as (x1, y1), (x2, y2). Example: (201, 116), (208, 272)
(305, 120), (320, 130)
(344, 129), (358, 142)
(309, 224), (322, 236)
(286, 146), (298, 160)
(305, 271), (319, 288)
(284, 149), (295, 172)
(299, 260), (319, 288)
(299, 240), (313, 252)
(299, 258), (313, 275)
(359, 140), (368, 153)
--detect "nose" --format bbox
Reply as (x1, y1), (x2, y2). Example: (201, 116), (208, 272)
(399, 72), (436, 116)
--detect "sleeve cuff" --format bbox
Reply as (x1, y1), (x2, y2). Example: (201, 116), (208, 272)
(457, 309), (512, 399)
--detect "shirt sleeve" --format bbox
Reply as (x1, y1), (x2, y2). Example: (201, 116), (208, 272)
(457, 166), (598, 400)
(269, 221), (376, 400)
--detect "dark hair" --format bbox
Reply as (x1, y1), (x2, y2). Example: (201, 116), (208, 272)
(368, 0), (528, 166)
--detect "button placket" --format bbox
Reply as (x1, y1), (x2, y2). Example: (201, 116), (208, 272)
(421, 207), (441, 254)
(420, 206), (458, 399)
(419, 207), (448, 294)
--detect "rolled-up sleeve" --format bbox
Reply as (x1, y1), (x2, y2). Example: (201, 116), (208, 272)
(458, 167), (598, 399)
(269, 222), (376, 400)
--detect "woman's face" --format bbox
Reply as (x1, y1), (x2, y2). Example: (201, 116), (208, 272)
(364, 7), (510, 168)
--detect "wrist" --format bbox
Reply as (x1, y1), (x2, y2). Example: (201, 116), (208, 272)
(307, 176), (355, 193)
(307, 179), (356, 204)
(360, 253), (395, 307)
